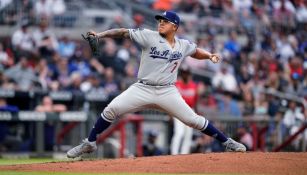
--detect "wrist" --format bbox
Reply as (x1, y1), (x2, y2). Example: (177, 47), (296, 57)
(208, 53), (213, 60)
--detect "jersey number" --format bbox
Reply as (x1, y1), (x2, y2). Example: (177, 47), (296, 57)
(171, 62), (178, 73)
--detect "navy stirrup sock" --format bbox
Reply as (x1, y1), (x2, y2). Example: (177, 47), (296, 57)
(88, 116), (111, 142)
(202, 122), (228, 143)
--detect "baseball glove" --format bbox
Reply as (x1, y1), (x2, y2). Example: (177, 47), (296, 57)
(82, 32), (100, 56)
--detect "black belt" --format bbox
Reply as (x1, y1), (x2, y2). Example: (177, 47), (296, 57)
(138, 80), (174, 86)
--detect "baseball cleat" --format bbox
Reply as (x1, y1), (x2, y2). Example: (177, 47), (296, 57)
(223, 138), (246, 152)
(67, 139), (97, 158)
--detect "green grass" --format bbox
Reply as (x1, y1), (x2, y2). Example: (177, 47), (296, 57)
(0, 158), (65, 165)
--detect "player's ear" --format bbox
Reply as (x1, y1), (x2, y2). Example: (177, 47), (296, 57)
(173, 25), (178, 32)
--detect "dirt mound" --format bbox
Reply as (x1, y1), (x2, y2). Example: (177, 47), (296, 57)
(1, 152), (307, 174)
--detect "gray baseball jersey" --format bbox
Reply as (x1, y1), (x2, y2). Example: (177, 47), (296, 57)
(128, 28), (197, 85)
(101, 28), (208, 132)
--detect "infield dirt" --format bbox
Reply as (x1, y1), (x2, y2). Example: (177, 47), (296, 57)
(0, 152), (307, 175)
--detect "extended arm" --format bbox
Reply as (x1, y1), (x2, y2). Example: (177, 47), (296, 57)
(191, 48), (220, 63)
(89, 28), (130, 39)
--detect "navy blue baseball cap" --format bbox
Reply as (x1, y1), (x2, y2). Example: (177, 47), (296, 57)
(155, 11), (180, 26)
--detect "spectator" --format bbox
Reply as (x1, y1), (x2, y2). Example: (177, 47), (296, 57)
(38, 36), (57, 61)
(11, 19), (35, 55)
(0, 98), (21, 152)
(101, 67), (120, 96)
(32, 19), (58, 54)
(115, 39), (132, 72)
(0, 42), (13, 68)
(176, 0), (200, 13)
(152, 0), (174, 11)
(142, 130), (164, 156)
(0, 98), (19, 112)
(191, 134), (207, 153)
(35, 59), (50, 90)
(133, 14), (145, 28)
(237, 64), (252, 91)
(89, 57), (105, 75)
(261, 33), (275, 52)
(273, 0), (296, 28)
(20, 0), (35, 25)
(217, 91), (242, 117)
(35, 0), (52, 18)
(52, 59), (74, 89)
(254, 92), (268, 116)
(286, 56), (304, 80)
(208, 0), (223, 17)
(66, 72), (83, 93)
(109, 15), (125, 29)
(224, 31), (241, 57)
(0, 0), (12, 10)
(69, 47), (91, 78)
(35, 95), (66, 112)
(0, 71), (15, 90)
(80, 73), (103, 93)
(212, 64), (238, 93)
(51, 0), (67, 27)
(298, 74), (307, 98)
(4, 56), (38, 91)
(282, 100), (304, 133)
(98, 39), (118, 69)
(241, 89), (254, 117)
(239, 8), (256, 34)
(285, 72), (304, 94)
(51, 0), (66, 16)
(237, 126), (253, 151)
(35, 95), (67, 151)
(276, 33), (295, 65)
(282, 100), (305, 149)
(57, 34), (76, 58)
(197, 83), (218, 115)
(233, 0), (253, 11)
(0, 121), (23, 152)
(272, 0), (296, 14)
(265, 72), (282, 91)
(246, 74), (265, 101)
(296, 1), (307, 23)
(267, 92), (280, 118)
(191, 123), (225, 153)
(120, 62), (137, 91)
(222, 0), (237, 19)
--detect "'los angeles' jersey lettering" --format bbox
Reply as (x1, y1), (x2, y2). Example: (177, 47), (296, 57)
(149, 47), (182, 62)
(149, 47), (169, 59)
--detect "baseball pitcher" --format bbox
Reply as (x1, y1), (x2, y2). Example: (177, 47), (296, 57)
(67, 11), (246, 158)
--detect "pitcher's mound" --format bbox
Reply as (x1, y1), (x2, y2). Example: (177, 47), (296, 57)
(1, 152), (307, 174)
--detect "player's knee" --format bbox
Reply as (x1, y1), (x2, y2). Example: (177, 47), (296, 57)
(102, 105), (119, 122)
(184, 120), (196, 128)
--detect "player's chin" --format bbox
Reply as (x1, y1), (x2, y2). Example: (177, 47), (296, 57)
(158, 30), (166, 35)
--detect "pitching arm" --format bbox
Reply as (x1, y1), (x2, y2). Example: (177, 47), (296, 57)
(89, 28), (130, 39)
(191, 48), (220, 63)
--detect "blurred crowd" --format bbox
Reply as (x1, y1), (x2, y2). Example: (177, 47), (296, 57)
(0, 0), (306, 153)
(0, 0), (67, 25)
